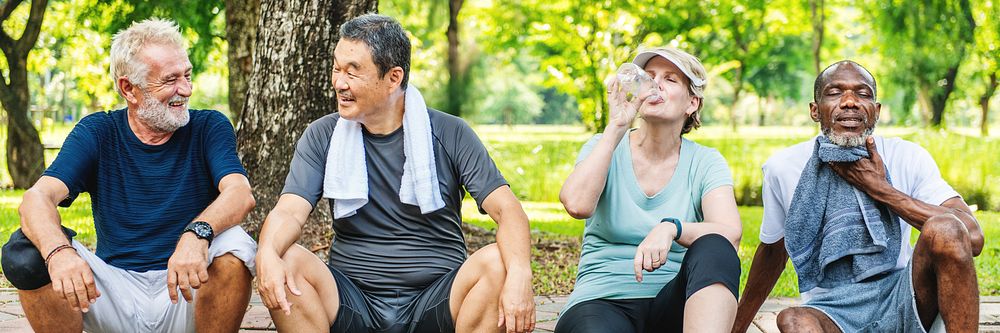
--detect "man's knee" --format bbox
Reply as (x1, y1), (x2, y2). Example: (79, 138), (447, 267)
(776, 307), (819, 331)
(279, 244), (314, 270)
(1, 229), (52, 290)
(470, 243), (506, 285)
(921, 213), (973, 261)
(209, 253), (250, 278)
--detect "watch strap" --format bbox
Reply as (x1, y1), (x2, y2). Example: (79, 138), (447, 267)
(660, 217), (682, 241)
(184, 221), (214, 245)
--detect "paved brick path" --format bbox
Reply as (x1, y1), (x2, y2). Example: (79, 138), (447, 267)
(0, 289), (998, 332)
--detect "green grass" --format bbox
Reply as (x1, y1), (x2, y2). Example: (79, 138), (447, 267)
(0, 122), (74, 187)
(473, 125), (1000, 211)
(0, 190), (97, 248)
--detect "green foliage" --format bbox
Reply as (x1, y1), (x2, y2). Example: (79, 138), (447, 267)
(474, 125), (1000, 211)
(467, 57), (545, 125)
(25, 0), (121, 119)
(872, 0), (977, 126)
(11, 0), (1000, 140)
(536, 88), (580, 125)
(6, 0), (232, 125)
(481, 0), (651, 130)
(80, 0), (225, 75)
(971, 0), (1000, 75)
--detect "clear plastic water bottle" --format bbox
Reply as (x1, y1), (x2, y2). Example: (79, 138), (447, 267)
(615, 63), (656, 102)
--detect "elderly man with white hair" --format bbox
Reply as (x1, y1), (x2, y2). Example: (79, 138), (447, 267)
(1, 18), (256, 333)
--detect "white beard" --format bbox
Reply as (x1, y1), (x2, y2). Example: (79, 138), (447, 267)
(137, 94), (189, 133)
(823, 126), (874, 147)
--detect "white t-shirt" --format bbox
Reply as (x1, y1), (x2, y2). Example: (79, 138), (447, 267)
(759, 136), (959, 299)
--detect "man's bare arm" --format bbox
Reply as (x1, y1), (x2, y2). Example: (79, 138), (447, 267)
(732, 239), (788, 333)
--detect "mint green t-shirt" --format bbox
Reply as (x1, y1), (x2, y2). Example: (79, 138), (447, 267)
(563, 132), (734, 314)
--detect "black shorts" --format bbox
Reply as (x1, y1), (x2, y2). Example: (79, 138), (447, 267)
(555, 234), (741, 333)
(329, 264), (458, 333)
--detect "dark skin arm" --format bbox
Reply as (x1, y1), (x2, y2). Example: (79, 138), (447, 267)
(829, 137), (983, 256)
(732, 239), (788, 333)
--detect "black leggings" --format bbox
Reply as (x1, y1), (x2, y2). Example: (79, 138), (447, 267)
(555, 234), (741, 333)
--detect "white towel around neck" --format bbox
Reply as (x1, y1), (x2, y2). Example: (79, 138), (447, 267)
(322, 84), (445, 219)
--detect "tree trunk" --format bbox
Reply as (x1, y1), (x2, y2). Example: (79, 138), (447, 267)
(929, 3), (974, 128)
(929, 64), (961, 127)
(917, 84), (933, 126)
(981, 72), (997, 137)
(237, 0), (377, 247)
(810, 0), (824, 75)
(0, 0), (48, 189)
(444, 0), (465, 117)
(224, 0), (260, 122)
(586, 15), (607, 131)
(729, 64), (743, 132)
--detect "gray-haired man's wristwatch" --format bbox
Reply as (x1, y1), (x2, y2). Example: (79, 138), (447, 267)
(183, 221), (214, 245)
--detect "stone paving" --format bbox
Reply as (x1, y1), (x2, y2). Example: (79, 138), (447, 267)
(0, 289), (998, 332)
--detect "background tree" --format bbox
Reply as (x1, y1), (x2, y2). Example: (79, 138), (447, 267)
(444, 0), (466, 117)
(742, 2), (811, 126)
(0, 0), (48, 189)
(873, 0), (976, 127)
(225, 0), (260, 120)
(497, 0), (704, 131)
(83, 0), (225, 76)
(84, 0), (261, 120)
(237, 0), (377, 244)
(744, 34), (811, 125)
(701, 0), (768, 131)
(970, 0), (998, 136)
(810, 0), (824, 75)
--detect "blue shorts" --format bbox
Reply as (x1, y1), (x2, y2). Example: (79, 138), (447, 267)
(803, 262), (927, 333)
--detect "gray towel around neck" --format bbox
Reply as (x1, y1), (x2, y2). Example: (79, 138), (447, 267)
(785, 136), (901, 293)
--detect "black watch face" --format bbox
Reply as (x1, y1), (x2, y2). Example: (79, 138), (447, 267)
(190, 222), (212, 239)
(195, 224), (212, 238)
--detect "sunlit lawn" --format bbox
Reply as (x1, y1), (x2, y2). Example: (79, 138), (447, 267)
(476, 125), (1000, 210)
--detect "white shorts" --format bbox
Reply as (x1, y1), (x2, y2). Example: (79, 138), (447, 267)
(72, 226), (256, 333)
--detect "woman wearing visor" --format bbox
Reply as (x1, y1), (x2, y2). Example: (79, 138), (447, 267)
(557, 47), (742, 332)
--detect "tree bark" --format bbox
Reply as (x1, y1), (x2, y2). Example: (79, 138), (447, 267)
(980, 72), (997, 137)
(237, 0), (377, 246)
(729, 64), (743, 132)
(224, 0), (260, 121)
(810, 0), (824, 75)
(929, 64), (961, 127)
(444, 0), (465, 117)
(928, 0), (975, 128)
(917, 84), (933, 126)
(0, 0), (48, 189)
(585, 14), (607, 131)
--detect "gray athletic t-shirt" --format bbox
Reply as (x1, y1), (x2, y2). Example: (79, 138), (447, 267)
(282, 109), (507, 295)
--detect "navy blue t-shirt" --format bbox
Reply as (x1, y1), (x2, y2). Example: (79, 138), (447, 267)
(43, 108), (246, 272)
